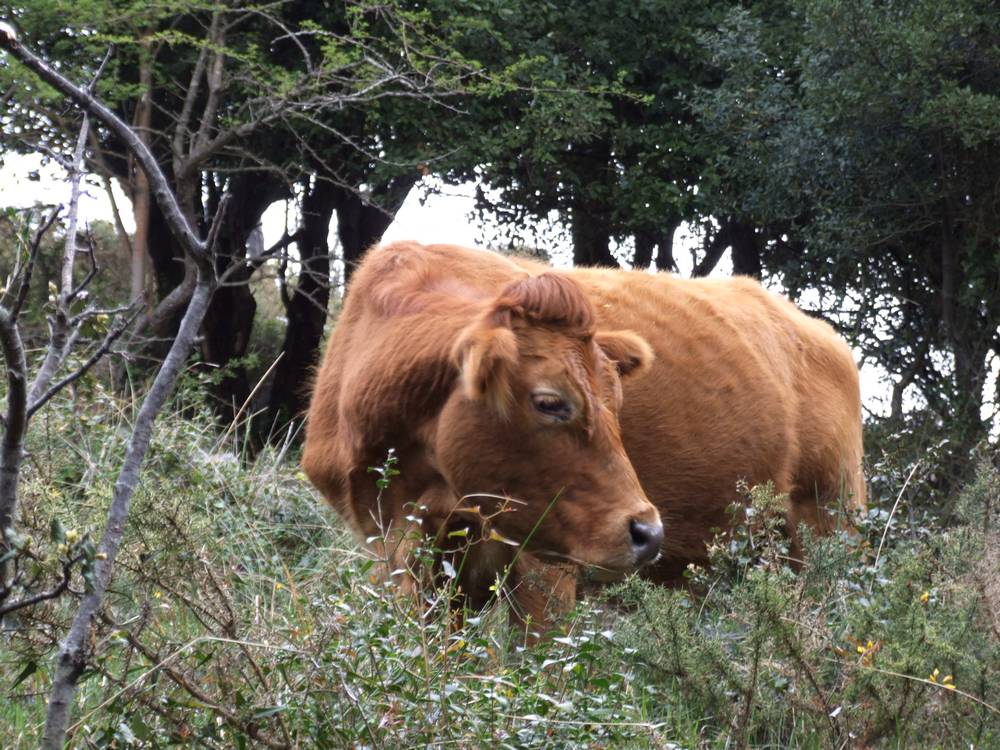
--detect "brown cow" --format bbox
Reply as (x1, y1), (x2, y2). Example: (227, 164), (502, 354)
(302, 241), (865, 635)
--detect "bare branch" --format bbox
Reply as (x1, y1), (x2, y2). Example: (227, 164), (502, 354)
(69, 303), (134, 328)
(217, 229), (300, 285)
(191, 10), (226, 163)
(172, 36), (210, 177)
(68, 226), (100, 302)
(27, 306), (143, 420)
(27, 115), (90, 406)
(0, 553), (84, 617)
(0, 308), (28, 551)
(0, 33), (208, 261)
(11, 209), (60, 321)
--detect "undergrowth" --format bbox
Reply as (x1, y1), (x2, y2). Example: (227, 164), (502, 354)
(2, 384), (998, 748)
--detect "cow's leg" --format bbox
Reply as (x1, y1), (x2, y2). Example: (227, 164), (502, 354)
(787, 469), (865, 565)
(507, 554), (577, 645)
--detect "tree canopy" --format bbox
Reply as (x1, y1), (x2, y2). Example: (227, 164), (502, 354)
(696, 0), (1000, 462)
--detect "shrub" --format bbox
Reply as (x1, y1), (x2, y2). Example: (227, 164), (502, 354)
(3, 389), (998, 748)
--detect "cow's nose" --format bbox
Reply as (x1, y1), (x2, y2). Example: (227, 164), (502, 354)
(629, 518), (664, 566)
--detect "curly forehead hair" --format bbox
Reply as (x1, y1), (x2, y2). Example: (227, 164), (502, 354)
(491, 273), (595, 334)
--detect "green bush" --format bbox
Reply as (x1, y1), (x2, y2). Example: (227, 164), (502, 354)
(2, 388), (998, 748)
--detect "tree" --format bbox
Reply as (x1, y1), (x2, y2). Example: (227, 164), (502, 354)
(696, 0), (1000, 468)
(439, 0), (729, 269)
(1, 1), (479, 434)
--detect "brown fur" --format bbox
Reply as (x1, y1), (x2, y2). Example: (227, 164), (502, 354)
(302, 241), (866, 632)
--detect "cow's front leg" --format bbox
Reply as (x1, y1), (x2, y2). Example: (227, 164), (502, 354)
(507, 553), (578, 645)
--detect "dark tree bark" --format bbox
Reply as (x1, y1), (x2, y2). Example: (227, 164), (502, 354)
(693, 219), (761, 278)
(265, 178), (338, 435)
(335, 173), (420, 282)
(633, 230), (656, 270)
(655, 221), (680, 272)
(692, 221), (734, 277)
(146, 199), (186, 315)
(200, 172), (288, 422)
(571, 193), (616, 267)
(730, 220), (762, 278)
(567, 139), (616, 268)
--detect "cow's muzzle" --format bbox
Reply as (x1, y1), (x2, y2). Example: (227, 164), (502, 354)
(629, 517), (664, 567)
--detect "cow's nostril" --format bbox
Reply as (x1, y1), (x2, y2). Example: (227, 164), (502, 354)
(629, 518), (664, 566)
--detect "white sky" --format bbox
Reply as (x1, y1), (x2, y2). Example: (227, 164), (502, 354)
(6, 152), (991, 427)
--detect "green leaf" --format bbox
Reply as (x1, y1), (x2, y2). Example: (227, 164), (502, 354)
(11, 661), (37, 689)
(50, 518), (65, 544)
(251, 705), (289, 720)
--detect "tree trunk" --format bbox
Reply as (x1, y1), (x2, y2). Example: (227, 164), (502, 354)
(147, 200), (187, 317)
(633, 230), (655, 270)
(130, 42), (153, 305)
(571, 193), (615, 267)
(567, 138), (616, 268)
(200, 173), (286, 426)
(335, 173), (420, 283)
(730, 221), (762, 278)
(265, 179), (337, 437)
(655, 221), (680, 272)
(693, 221), (733, 277)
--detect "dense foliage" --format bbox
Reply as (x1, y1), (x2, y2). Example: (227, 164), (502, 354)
(4, 0), (998, 455)
(1, 390), (997, 748)
(696, 0), (1000, 469)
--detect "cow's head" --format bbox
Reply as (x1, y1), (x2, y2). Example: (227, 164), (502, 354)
(433, 273), (663, 576)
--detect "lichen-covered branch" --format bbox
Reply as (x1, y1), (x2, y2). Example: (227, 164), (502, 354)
(0, 308), (28, 554)
(0, 29), (227, 749)
(41, 268), (215, 749)
(0, 31), (208, 262)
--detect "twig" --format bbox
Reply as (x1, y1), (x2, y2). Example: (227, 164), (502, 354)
(27, 305), (142, 419)
(72, 627), (291, 750)
(11, 209), (60, 321)
(871, 461), (920, 586)
(0, 553), (85, 617)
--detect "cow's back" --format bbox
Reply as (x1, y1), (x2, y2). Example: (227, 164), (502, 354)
(572, 269), (865, 577)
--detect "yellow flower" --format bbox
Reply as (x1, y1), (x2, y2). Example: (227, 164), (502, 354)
(920, 591), (930, 603)
(929, 668), (940, 683)
(275, 582), (284, 590)
(153, 591), (162, 600)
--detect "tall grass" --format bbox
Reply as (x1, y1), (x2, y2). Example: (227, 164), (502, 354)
(2, 383), (998, 748)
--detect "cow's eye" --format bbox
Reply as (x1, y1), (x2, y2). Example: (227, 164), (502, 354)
(531, 390), (574, 422)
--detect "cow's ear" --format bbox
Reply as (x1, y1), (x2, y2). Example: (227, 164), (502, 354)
(595, 330), (654, 378)
(452, 317), (519, 411)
